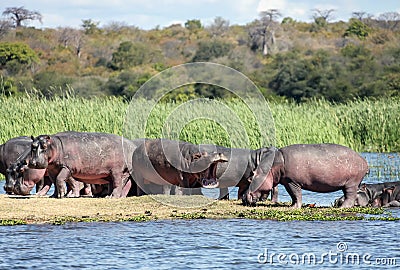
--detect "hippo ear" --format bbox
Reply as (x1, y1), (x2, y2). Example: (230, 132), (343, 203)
(39, 135), (51, 149)
(249, 147), (277, 193)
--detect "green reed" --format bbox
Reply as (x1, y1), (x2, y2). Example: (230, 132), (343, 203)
(0, 95), (399, 152)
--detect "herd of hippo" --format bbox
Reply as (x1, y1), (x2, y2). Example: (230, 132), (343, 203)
(1, 131), (399, 208)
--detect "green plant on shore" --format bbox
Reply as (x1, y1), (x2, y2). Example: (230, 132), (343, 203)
(0, 95), (399, 152)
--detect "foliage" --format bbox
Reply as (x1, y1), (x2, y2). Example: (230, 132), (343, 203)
(192, 39), (232, 62)
(0, 16), (400, 101)
(81, 19), (100, 35)
(344, 18), (371, 39)
(184, 19), (203, 31)
(0, 95), (398, 152)
(105, 71), (151, 98)
(108, 41), (162, 70)
(0, 42), (39, 66)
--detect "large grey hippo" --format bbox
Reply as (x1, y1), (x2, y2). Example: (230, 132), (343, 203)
(28, 131), (137, 198)
(243, 144), (369, 208)
(198, 144), (278, 201)
(1, 136), (50, 194)
(131, 139), (228, 195)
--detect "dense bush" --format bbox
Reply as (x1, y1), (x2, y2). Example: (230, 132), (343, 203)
(0, 17), (399, 101)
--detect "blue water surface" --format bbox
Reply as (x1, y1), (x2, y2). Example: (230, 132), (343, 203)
(0, 153), (399, 269)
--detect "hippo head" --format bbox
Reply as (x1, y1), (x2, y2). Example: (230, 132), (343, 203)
(28, 135), (51, 169)
(192, 152), (228, 189)
(381, 186), (396, 206)
(4, 162), (21, 194)
(243, 147), (278, 206)
(334, 190), (370, 207)
(7, 161), (35, 196)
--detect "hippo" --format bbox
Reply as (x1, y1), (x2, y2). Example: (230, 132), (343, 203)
(334, 181), (400, 207)
(1, 136), (50, 194)
(28, 131), (138, 198)
(243, 144), (369, 208)
(131, 139), (228, 195)
(198, 144), (278, 201)
(8, 159), (93, 197)
(381, 185), (400, 207)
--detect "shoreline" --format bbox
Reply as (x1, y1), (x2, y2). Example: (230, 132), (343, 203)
(1, 195), (397, 226)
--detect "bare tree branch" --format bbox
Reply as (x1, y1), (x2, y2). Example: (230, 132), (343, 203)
(2, 6), (42, 27)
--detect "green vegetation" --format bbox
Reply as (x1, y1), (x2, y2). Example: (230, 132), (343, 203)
(0, 95), (398, 152)
(1, 12), (399, 101)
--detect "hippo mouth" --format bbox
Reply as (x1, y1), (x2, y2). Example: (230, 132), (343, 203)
(200, 162), (219, 189)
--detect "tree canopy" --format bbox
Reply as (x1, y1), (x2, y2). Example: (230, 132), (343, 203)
(0, 7), (400, 102)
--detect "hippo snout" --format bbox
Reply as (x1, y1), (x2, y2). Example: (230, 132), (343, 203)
(3, 184), (14, 195)
(28, 159), (35, 166)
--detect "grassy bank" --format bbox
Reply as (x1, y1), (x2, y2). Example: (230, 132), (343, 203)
(0, 195), (397, 226)
(0, 95), (399, 152)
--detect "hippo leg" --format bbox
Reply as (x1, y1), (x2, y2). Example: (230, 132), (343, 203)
(237, 185), (247, 200)
(174, 186), (183, 195)
(271, 186), (279, 203)
(53, 167), (71, 198)
(163, 185), (172, 195)
(340, 185), (358, 208)
(219, 188), (229, 200)
(35, 178), (45, 193)
(282, 180), (302, 208)
(66, 177), (81, 198)
(121, 179), (132, 198)
(80, 183), (93, 197)
(109, 172), (129, 198)
(35, 176), (53, 196)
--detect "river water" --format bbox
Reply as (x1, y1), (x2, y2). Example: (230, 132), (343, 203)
(0, 153), (399, 269)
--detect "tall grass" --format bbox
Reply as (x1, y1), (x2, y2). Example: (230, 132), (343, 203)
(0, 95), (399, 152)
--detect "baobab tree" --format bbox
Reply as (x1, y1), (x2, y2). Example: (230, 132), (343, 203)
(248, 9), (282, 56)
(2, 6), (42, 28)
(311, 8), (335, 29)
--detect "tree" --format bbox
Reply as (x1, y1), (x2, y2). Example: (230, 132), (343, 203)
(184, 19), (202, 32)
(351, 11), (373, 21)
(81, 19), (100, 34)
(192, 39), (232, 62)
(344, 18), (371, 40)
(0, 42), (39, 66)
(0, 42), (39, 76)
(58, 27), (85, 58)
(248, 9), (281, 56)
(2, 6), (42, 27)
(0, 20), (12, 38)
(208, 16), (229, 37)
(310, 8), (335, 30)
(377, 12), (400, 31)
(109, 41), (159, 70)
